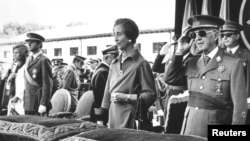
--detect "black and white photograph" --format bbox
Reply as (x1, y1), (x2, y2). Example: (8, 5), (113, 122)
(0, 0), (249, 140)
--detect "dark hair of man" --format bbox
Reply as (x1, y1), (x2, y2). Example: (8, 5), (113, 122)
(37, 41), (43, 48)
(114, 18), (139, 44)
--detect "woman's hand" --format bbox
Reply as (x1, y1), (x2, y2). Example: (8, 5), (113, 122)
(176, 34), (194, 55)
(111, 92), (128, 103)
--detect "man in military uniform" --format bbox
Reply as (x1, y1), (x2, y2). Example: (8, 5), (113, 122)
(88, 58), (100, 83)
(59, 55), (86, 112)
(52, 59), (67, 96)
(220, 21), (250, 124)
(165, 15), (248, 137)
(91, 45), (119, 125)
(24, 33), (53, 115)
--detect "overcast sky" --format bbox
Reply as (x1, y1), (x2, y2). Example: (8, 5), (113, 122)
(0, 0), (175, 30)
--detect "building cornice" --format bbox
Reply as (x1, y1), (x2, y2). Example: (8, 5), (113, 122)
(0, 28), (174, 46)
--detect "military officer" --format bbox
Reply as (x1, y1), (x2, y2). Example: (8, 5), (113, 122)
(52, 59), (67, 96)
(59, 55), (86, 112)
(24, 33), (53, 115)
(91, 45), (119, 125)
(165, 15), (248, 137)
(220, 21), (250, 124)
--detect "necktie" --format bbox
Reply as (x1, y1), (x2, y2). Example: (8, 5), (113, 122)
(29, 56), (34, 65)
(204, 55), (210, 66)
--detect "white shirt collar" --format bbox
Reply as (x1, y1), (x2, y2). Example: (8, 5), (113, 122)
(206, 46), (219, 59)
(30, 51), (42, 60)
(102, 61), (110, 67)
(227, 45), (239, 54)
(69, 63), (77, 70)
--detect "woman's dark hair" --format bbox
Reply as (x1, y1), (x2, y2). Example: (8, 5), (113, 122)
(13, 44), (29, 63)
(114, 18), (139, 44)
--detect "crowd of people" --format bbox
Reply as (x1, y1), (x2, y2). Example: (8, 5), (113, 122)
(0, 15), (249, 138)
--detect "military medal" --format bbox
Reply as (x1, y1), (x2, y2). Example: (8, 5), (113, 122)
(216, 56), (222, 63)
(32, 69), (38, 79)
(217, 65), (225, 72)
(215, 82), (223, 95)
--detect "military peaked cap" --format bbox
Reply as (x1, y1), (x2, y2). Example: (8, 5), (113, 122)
(102, 45), (119, 55)
(25, 33), (45, 42)
(74, 55), (86, 62)
(220, 21), (243, 32)
(89, 58), (99, 64)
(188, 15), (225, 31)
(51, 58), (63, 65)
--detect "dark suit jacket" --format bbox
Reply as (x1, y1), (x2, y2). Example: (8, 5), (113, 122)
(226, 47), (250, 97)
(91, 63), (109, 108)
(24, 54), (53, 112)
(152, 54), (165, 73)
(165, 48), (248, 137)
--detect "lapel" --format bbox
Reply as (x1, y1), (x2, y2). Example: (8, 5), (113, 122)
(234, 47), (243, 58)
(200, 48), (223, 76)
(28, 54), (42, 69)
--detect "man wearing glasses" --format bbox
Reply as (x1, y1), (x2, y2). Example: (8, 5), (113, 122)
(220, 21), (250, 124)
(165, 15), (248, 137)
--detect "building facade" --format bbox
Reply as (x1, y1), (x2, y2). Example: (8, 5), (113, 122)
(0, 28), (174, 70)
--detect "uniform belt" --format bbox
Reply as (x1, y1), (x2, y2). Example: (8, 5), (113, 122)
(168, 85), (187, 90)
(188, 91), (229, 110)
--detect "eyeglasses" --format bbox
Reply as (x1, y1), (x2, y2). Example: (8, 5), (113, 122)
(189, 30), (213, 39)
(220, 33), (235, 38)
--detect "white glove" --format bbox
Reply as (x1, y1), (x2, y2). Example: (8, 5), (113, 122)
(97, 121), (104, 125)
(38, 105), (47, 114)
(159, 44), (170, 55)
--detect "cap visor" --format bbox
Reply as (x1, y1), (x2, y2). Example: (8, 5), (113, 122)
(189, 25), (219, 32)
(25, 39), (41, 42)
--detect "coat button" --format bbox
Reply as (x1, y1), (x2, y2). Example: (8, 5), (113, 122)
(199, 86), (204, 89)
(218, 78), (221, 81)
(195, 107), (199, 110)
(202, 76), (206, 79)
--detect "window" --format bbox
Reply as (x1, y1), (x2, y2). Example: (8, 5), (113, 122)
(42, 49), (47, 54)
(87, 46), (97, 55)
(4, 51), (10, 58)
(70, 47), (78, 56)
(54, 48), (62, 56)
(153, 42), (167, 53)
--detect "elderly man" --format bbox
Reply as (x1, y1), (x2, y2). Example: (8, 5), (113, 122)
(220, 21), (250, 124)
(165, 15), (248, 137)
(91, 45), (119, 125)
(24, 33), (53, 116)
